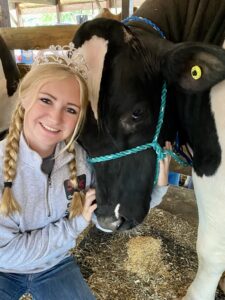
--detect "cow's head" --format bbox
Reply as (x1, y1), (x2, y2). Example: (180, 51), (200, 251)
(74, 18), (225, 231)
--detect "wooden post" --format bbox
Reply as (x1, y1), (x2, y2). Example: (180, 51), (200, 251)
(114, 0), (118, 14)
(95, 0), (102, 10)
(15, 3), (23, 27)
(0, 0), (11, 27)
(106, 0), (111, 9)
(56, 0), (61, 24)
(121, 0), (133, 19)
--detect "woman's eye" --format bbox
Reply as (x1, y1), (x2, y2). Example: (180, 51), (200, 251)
(66, 107), (78, 115)
(40, 97), (51, 104)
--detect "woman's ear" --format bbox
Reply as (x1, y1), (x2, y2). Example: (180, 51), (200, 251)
(20, 94), (27, 109)
(20, 96), (31, 111)
(20, 99), (25, 109)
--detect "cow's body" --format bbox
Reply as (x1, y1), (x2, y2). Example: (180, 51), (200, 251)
(73, 0), (225, 299)
(135, 0), (225, 44)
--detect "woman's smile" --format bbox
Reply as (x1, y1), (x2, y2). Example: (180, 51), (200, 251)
(22, 76), (81, 157)
(40, 122), (61, 133)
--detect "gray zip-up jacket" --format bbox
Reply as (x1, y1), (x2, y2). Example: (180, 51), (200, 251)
(0, 134), (168, 274)
(0, 134), (92, 274)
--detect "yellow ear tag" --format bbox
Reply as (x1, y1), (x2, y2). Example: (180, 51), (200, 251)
(191, 65), (202, 80)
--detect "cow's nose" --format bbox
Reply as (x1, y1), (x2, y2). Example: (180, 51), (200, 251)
(117, 217), (138, 231)
(97, 216), (122, 232)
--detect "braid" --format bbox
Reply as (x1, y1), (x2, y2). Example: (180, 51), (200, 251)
(67, 142), (85, 219)
(0, 103), (24, 215)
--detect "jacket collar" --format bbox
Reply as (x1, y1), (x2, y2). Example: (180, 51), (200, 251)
(19, 133), (74, 172)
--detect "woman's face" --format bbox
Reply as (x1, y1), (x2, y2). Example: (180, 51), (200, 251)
(22, 76), (81, 157)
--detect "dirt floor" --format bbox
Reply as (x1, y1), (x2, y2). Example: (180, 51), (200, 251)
(72, 185), (224, 300)
(20, 185), (225, 300)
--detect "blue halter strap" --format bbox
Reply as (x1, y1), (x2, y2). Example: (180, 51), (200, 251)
(87, 16), (191, 184)
(122, 16), (166, 39)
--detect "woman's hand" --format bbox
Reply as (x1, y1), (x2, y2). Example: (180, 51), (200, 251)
(157, 141), (172, 186)
(82, 188), (97, 222)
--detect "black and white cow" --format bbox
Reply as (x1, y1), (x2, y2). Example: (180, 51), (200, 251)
(73, 0), (225, 299)
(0, 35), (20, 138)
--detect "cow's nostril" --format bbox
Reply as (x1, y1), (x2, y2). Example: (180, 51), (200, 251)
(116, 216), (138, 231)
(116, 216), (126, 230)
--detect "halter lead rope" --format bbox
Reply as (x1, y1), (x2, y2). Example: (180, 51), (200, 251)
(87, 16), (191, 185)
(87, 82), (190, 184)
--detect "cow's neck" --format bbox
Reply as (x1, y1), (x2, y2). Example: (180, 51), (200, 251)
(135, 0), (225, 45)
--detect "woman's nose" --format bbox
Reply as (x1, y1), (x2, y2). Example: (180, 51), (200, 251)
(50, 109), (63, 123)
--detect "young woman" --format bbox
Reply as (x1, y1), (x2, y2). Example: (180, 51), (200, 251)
(0, 45), (97, 300)
(0, 44), (171, 300)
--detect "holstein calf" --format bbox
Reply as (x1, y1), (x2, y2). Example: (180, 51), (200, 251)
(73, 0), (225, 299)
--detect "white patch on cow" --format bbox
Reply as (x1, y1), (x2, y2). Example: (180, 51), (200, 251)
(211, 80), (225, 151)
(78, 36), (108, 119)
(223, 40), (225, 49)
(184, 79), (225, 300)
(123, 27), (133, 42)
(114, 203), (120, 219)
(0, 62), (18, 132)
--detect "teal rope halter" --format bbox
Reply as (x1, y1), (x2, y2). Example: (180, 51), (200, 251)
(87, 82), (190, 184)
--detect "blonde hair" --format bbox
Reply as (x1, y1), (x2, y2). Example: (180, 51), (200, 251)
(0, 63), (88, 218)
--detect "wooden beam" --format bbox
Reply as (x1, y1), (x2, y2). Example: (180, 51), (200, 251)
(18, 2), (107, 14)
(10, 0), (56, 4)
(0, 0), (11, 27)
(0, 25), (80, 50)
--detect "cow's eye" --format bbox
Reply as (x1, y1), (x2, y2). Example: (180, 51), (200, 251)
(132, 108), (144, 120)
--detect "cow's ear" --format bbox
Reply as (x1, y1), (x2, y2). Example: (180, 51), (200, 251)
(73, 18), (130, 119)
(73, 18), (131, 50)
(162, 42), (225, 92)
(76, 35), (108, 120)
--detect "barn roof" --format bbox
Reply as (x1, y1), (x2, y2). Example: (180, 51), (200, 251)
(9, 1), (144, 12)
(4, 1), (144, 26)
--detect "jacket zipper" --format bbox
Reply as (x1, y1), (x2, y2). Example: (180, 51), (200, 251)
(46, 174), (52, 216)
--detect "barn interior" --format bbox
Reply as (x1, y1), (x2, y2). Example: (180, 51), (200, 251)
(0, 1), (224, 299)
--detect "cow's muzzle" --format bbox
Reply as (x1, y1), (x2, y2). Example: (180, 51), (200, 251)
(97, 215), (138, 232)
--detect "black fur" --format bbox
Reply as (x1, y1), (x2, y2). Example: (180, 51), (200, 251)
(73, 0), (225, 231)
(0, 35), (20, 96)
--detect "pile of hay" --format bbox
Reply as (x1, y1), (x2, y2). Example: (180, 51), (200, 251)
(73, 207), (198, 300)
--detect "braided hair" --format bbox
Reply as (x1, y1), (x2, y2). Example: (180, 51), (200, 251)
(0, 63), (89, 217)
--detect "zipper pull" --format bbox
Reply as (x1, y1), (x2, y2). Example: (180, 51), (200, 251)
(48, 175), (52, 187)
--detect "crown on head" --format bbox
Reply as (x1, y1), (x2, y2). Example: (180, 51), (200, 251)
(33, 42), (88, 81)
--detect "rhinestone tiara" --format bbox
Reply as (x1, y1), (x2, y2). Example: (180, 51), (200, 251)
(32, 42), (88, 81)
